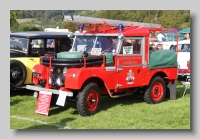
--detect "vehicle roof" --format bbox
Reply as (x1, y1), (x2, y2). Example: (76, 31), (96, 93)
(84, 26), (151, 37)
(10, 31), (71, 38)
(178, 39), (190, 44)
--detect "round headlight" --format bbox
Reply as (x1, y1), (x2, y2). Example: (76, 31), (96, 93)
(56, 77), (63, 86)
(49, 76), (52, 84)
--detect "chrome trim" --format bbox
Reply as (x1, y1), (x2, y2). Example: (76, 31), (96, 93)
(106, 67), (116, 71)
(26, 85), (73, 96)
(116, 84), (122, 87)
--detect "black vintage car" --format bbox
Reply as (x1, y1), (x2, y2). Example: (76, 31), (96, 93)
(10, 31), (73, 90)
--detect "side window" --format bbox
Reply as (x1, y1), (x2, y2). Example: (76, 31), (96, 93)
(121, 39), (133, 54)
(10, 42), (14, 49)
(31, 39), (45, 56)
(31, 39), (44, 48)
(120, 38), (141, 54)
(46, 39), (55, 53)
(58, 38), (72, 52)
(47, 39), (55, 48)
(132, 39), (141, 54)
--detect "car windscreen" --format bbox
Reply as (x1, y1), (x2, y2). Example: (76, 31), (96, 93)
(10, 37), (28, 52)
(71, 36), (119, 53)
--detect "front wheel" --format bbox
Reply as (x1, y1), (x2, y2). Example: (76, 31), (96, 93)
(10, 60), (27, 88)
(76, 82), (101, 116)
(144, 76), (166, 104)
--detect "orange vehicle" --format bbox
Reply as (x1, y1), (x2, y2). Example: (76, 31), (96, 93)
(26, 16), (178, 116)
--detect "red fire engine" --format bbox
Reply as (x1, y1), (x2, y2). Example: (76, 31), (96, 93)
(26, 16), (178, 116)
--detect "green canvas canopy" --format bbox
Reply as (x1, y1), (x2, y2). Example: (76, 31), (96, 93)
(178, 27), (190, 34)
(165, 33), (184, 41)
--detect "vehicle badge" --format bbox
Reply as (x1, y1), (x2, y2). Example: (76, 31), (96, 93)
(126, 69), (135, 84)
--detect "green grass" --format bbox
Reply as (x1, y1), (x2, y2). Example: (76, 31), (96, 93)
(16, 18), (41, 25)
(10, 82), (190, 129)
(16, 18), (35, 24)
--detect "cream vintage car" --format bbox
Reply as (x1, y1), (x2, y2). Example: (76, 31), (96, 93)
(10, 31), (73, 90)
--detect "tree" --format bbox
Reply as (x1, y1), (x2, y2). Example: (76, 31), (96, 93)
(62, 22), (78, 32)
(10, 11), (18, 28)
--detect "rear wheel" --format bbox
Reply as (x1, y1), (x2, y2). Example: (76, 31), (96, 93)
(144, 76), (166, 104)
(10, 60), (27, 88)
(76, 82), (101, 116)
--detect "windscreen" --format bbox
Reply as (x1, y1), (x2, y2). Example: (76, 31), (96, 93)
(10, 37), (28, 52)
(71, 36), (119, 53)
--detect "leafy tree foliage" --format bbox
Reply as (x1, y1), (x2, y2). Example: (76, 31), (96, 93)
(62, 22), (78, 32)
(94, 10), (190, 29)
(10, 11), (18, 27)
(10, 10), (190, 32)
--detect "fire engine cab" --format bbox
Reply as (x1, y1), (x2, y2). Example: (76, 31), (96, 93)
(26, 16), (178, 116)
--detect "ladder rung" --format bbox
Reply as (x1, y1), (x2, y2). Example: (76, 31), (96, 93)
(63, 15), (162, 28)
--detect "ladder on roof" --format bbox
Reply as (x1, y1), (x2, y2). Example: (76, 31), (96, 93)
(63, 15), (162, 28)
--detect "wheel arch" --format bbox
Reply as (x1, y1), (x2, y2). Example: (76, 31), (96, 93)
(149, 71), (168, 85)
(81, 77), (105, 91)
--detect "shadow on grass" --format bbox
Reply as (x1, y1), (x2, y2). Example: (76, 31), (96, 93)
(99, 94), (144, 111)
(25, 117), (75, 129)
(11, 82), (189, 117)
(10, 99), (23, 106)
(47, 92), (145, 117)
(10, 89), (34, 97)
(46, 98), (77, 116)
(45, 83), (189, 116)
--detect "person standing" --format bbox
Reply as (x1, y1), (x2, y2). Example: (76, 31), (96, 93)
(182, 33), (190, 52)
(156, 32), (165, 50)
(184, 33), (190, 40)
(156, 31), (165, 44)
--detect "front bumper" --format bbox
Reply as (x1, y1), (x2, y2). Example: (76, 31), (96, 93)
(178, 71), (190, 77)
(178, 73), (190, 76)
(26, 85), (73, 97)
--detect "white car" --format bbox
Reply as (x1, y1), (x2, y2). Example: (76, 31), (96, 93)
(171, 39), (190, 78)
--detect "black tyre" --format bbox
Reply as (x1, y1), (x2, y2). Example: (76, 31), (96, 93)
(10, 60), (27, 87)
(144, 76), (166, 104)
(76, 82), (101, 116)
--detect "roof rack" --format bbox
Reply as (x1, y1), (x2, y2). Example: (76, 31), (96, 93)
(44, 27), (70, 32)
(63, 15), (162, 29)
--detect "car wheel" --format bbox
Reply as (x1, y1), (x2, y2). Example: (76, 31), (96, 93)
(10, 60), (27, 87)
(76, 82), (101, 116)
(144, 76), (166, 104)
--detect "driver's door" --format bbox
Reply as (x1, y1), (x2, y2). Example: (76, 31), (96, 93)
(116, 37), (144, 88)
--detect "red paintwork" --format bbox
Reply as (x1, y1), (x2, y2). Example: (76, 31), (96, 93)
(32, 22), (177, 97)
(178, 60), (190, 76)
(87, 90), (99, 112)
(151, 82), (164, 101)
(32, 64), (45, 85)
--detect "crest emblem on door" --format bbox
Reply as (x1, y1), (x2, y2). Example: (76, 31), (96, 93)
(126, 69), (135, 84)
